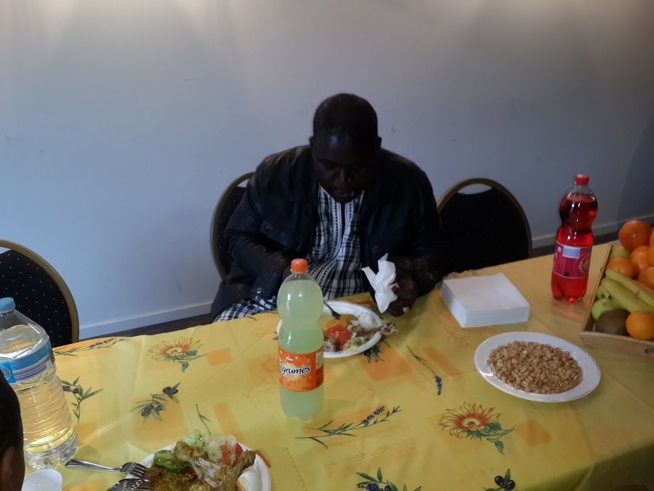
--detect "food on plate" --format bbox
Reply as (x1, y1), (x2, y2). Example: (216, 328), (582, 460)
(321, 313), (395, 353)
(143, 430), (256, 491)
(487, 341), (582, 394)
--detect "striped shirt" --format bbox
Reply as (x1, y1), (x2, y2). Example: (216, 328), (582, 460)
(215, 187), (364, 321)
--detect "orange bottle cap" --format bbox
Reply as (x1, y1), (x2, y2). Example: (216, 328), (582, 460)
(290, 258), (308, 274)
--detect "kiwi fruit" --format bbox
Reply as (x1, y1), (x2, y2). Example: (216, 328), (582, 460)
(595, 309), (629, 336)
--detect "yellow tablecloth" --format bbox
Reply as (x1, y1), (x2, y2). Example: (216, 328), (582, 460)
(50, 244), (654, 490)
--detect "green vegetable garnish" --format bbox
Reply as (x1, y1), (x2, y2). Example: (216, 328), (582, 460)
(182, 429), (204, 448)
(152, 449), (191, 473)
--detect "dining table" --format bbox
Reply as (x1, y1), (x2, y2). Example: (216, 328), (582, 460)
(48, 243), (654, 491)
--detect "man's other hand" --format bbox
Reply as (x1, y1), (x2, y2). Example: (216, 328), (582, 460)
(387, 269), (418, 316)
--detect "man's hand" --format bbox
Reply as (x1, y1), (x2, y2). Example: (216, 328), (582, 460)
(387, 268), (418, 316)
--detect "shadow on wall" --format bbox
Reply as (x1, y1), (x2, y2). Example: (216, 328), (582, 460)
(619, 115), (654, 221)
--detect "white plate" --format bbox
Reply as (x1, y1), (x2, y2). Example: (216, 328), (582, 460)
(138, 442), (271, 491)
(276, 301), (383, 358)
(474, 331), (601, 403)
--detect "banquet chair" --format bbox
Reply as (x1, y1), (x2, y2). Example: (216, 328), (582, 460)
(437, 178), (532, 274)
(0, 240), (79, 347)
(210, 172), (254, 281)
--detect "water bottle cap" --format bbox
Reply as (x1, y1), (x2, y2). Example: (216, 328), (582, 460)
(0, 297), (16, 313)
(290, 258), (308, 274)
(575, 174), (589, 185)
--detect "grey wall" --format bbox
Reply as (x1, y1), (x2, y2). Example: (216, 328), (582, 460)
(2, 0), (653, 338)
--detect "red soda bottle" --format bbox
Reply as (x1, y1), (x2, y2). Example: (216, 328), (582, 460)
(551, 174), (598, 302)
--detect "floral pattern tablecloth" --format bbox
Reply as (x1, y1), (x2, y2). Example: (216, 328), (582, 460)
(50, 244), (654, 491)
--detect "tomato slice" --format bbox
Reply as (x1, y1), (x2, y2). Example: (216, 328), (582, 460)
(220, 444), (233, 467)
(325, 326), (351, 346)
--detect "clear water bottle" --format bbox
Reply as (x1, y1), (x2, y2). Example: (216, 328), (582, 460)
(551, 174), (598, 302)
(277, 258), (324, 420)
(0, 297), (78, 469)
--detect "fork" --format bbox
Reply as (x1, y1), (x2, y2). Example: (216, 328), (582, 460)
(66, 459), (148, 478)
(324, 301), (341, 319)
(107, 478), (153, 491)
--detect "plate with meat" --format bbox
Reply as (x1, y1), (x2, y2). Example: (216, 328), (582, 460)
(137, 431), (270, 491)
(277, 301), (393, 358)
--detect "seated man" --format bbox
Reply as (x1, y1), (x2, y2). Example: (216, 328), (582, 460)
(0, 375), (25, 491)
(211, 93), (447, 321)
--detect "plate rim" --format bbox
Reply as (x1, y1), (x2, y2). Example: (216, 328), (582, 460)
(474, 331), (601, 403)
(137, 441), (271, 491)
(276, 300), (383, 358)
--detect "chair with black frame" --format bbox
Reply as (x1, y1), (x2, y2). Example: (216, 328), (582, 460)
(210, 172), (254, 282)
(437, 178), (532, 275)
(0, 240), (79, 347)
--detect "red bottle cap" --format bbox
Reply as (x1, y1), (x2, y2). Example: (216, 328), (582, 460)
(290, 258), (308, 274)
(575, 174), (589, 185)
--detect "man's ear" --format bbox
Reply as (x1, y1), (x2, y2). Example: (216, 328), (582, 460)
(0, 446), (21, 490)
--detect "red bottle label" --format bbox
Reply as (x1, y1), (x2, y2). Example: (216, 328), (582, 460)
(552, 242), (592, 278)
(279, 347), (324, 392)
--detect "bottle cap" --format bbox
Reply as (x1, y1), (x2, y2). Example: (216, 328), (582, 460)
(575, 174), (589, 185)
(0, 297), (16, 313)
(290, 258), (308, 274)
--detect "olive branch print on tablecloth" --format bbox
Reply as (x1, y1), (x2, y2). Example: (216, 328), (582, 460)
(297, 406), (400, 449)
(407, 346), (443, 395)
(148, 337), (205, 372)
(439, 402), (514, 454)
(54, 337), (122, 357)
(356, 468), (421, 491)
(61, 378), (103, 423)
(486, 469), (516, 490)
(131, 383), (180, 422)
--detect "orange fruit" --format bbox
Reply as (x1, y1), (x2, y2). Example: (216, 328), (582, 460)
(625, 311), (654, 340)
(606, 257), (635, 278)
(647, 245), (654, 267)
(630, 246), (651, 276)
(619, 220), (653, 251)
(638, 267), (654, 290)
(651, 230), (654, 247)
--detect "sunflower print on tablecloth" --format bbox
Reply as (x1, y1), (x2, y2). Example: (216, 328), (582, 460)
(149, 337), (205, 372)
(439, 402), (514, 454)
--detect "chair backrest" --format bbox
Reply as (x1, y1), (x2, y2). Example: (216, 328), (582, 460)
(437, 178), (532, 274)
(0, 240), (79, 347)
(210, 172), (254, 281)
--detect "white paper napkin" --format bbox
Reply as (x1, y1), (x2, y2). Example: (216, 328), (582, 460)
(362, 253), (398, 313)
(441, 273), (530, 328)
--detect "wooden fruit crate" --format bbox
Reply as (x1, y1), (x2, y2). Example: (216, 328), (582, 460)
(579, 244), (654, 358)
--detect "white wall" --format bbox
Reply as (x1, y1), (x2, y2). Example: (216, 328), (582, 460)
(2, 0), (653, 339)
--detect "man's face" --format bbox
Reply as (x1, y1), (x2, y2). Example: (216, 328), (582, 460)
(310, 132), (380, 204)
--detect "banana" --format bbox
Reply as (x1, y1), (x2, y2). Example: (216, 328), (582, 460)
(604, 269), (654, 309)
(601, 278), (654, 313)
(596, 284), (611, 299)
